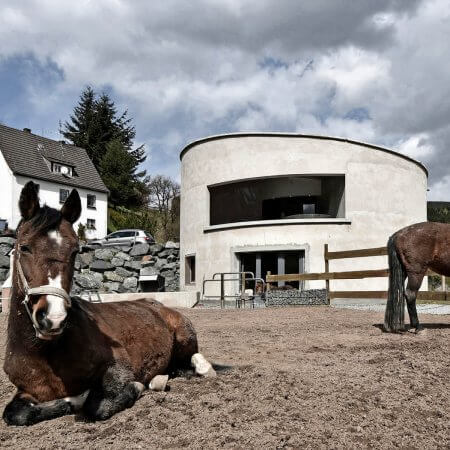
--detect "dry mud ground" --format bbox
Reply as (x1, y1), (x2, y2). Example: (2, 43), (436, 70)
(0, 307), (449, 449)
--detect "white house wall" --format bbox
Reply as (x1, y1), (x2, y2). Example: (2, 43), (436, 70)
(12, 175), (108, 239)
(0, 151), (13, 228)
(180, 135), (428, 296)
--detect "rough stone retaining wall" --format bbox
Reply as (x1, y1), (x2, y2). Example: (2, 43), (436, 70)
(0, 237), (181, 294)
(266, 289), (328, 306)
(0, 237), (15, 288)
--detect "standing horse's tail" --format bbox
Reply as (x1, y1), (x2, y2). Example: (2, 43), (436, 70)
(384, 235), (405, 332)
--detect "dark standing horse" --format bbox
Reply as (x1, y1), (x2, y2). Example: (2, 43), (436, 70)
(384, 221), (450, 333)
(3, 181), (213, 426)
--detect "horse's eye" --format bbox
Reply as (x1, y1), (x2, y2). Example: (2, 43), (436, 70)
(20, 245), (32, 254)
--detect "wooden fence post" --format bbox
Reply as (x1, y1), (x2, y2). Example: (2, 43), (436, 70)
(324, 244), (330, 304)
(266, 271), (271, 293)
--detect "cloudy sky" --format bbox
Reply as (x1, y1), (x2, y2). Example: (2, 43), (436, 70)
(0, 0), (449, 199)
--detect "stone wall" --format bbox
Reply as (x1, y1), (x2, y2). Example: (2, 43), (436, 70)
(0, 238), (181, 294)
(0, 237), (15, 287)
(266, 289), (327, 306)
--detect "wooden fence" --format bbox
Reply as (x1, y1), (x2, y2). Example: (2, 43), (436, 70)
(266, 244), (448, 303)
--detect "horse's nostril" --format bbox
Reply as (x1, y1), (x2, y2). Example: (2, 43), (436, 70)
(35, 309), (53, 331)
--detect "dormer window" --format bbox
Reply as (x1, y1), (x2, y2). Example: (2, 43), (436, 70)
(52, 162), (73, 177)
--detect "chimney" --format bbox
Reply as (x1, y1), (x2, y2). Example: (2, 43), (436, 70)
(23, 128), (31, 133)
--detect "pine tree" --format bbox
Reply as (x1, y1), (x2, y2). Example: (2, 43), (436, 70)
(61, 86), (96, 157)
(62, 87), (148, 207)
(100, 140), (148, 208)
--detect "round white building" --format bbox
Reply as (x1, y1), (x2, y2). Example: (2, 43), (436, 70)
(180, 133), (427, 299)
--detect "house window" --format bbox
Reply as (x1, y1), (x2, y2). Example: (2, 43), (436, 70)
(52, 162), (73, 177)
(185, 255), (196, 284)
(87, 194), (96, 209)
(87, 219), (96, 230)
(302, 203), (316, 214)
(59, 189), (69, 204)
(239, 250), (305, 290)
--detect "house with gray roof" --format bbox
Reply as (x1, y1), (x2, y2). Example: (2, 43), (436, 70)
(0, 124), (108, 238)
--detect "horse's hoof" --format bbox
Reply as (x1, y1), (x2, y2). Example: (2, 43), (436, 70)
(149, 375), (169, 392)
(414, 326), (425, 335)
(191, 353), (217, 378)
(133, 381), (146, 396)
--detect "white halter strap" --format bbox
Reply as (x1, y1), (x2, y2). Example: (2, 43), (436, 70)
(15, 252), (71, 335)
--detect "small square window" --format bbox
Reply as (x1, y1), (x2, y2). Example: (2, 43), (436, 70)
(302, 203), (316, 214)
(185, 255), (196, 284)
(59, 189), (69, 204)
(87, 194), (96, 209)
(87, 219), (96, 230)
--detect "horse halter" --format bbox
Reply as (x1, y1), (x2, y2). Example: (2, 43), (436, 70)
(15, 251), (72, 337)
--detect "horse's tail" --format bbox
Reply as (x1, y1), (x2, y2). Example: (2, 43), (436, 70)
(384, 235), (405, 332)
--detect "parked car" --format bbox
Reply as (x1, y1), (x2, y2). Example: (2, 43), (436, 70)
(88, 229), (155, 248)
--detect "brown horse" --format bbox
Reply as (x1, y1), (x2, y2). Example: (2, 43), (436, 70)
(384, 221), (450, 333)
(3, 181), (213, 426)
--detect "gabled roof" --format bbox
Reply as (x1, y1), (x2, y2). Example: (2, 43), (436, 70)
(0, 124), (108, 193)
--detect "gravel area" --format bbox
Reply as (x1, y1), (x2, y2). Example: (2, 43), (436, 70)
(1, 306), (449, 449)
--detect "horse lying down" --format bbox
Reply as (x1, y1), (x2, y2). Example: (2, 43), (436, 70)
(3, 181), (214, 426)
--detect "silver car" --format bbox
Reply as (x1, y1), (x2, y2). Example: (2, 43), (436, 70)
(89, 229), (155, 248)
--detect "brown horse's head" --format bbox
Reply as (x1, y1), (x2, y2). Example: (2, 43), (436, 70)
(15, 181), (81, 340)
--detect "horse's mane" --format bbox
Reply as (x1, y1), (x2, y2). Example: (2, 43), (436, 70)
(17, 205), (62, 235)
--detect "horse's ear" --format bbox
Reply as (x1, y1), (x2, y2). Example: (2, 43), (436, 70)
(19, 181), (40, 220)
(61, 189), (81, 224)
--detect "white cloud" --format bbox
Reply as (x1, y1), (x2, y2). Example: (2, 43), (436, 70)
(0, 0), (449, 200)
(397, 134), (434, 161)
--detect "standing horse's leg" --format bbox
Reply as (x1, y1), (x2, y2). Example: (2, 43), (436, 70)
(405, 272), (425, 332)
(3, 392), (75, 426)
(83, 363), (145, 421)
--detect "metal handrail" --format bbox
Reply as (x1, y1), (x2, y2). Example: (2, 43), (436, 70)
(202, 272), (266, 308)
(212, 271), (255, 280)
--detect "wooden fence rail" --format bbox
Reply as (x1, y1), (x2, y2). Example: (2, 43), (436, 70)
(265, 244), (448, 303)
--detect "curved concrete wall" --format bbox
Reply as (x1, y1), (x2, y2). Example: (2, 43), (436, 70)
(180, 134), (427, 295)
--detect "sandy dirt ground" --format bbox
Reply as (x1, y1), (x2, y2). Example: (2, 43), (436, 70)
(0, 306), (449, 449)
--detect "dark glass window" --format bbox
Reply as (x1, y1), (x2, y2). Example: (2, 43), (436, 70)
(87, 194), (96, 209)
(59, 189), (69, 204)
(185, 255), (196, 284)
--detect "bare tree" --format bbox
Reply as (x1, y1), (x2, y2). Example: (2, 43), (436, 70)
(147, 175), (180, 241)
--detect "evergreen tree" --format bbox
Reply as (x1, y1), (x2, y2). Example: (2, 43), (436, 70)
(62, 87), (148, 207)
(100, 140), (147, 208)
(61, 86), (96, 158)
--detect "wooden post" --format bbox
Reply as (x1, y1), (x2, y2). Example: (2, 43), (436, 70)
(324, 244), (330, 305)
(443, 275), (446, 292)
(220, 273), (225, 309)
(266, 271), (271, 293)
